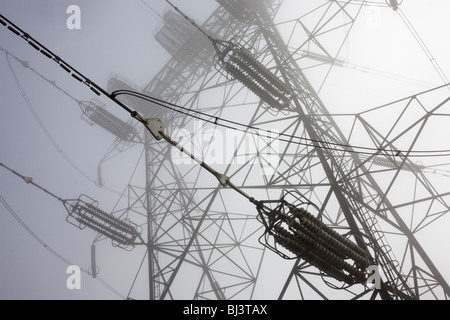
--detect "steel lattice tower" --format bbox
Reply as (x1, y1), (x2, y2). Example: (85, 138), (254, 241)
(108, 0), (450, 300)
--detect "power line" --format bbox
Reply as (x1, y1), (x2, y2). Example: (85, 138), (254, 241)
(139, 0), (163, 19)
(1, 47), (81, 103)
(0, 13), (134, 114)
(0, 162), (64, 202)
(2, 11), (450, 160)
(0, 194), (126, 299)
(4, 51), (95, 184)
(112, 90), (450, 158)
(1, 46), (140, 197)
(0, 12), (166, 161)
(0, 160), (145, 249)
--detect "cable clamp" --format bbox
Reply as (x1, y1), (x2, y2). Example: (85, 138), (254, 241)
(23, 177), (33, 184)
(143, 118), (164, 141)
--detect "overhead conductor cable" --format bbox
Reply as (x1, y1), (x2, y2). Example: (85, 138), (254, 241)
(0, 162), (144, 249)
(0, 10), (405, 285)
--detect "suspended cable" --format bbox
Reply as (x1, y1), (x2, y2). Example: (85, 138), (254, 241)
(0, 12), (169, 167)
(126, 108), (376, 286)
(300, 48), (442, 88)
(112, 90), (450, 158)
(4, 51), (96, 184)
(343, 60), (440, 88)
(164, 0), (213, 40)
(0, 194), (126, 300)
(1, 10), (442, 292)
(0, 13), (134, 114)
(132, 2), (450, 158)
(0, 162), (145, 248)
(1, 46), (81, 103)
(139, 0), (163, 19)
(2, 12), (450, 159)
(0, 162), (64, 202)
(3, 46), (141, 146)
(1, 46), (141, 197)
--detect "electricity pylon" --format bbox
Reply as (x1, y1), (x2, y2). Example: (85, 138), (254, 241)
(108, 0), (450, 300)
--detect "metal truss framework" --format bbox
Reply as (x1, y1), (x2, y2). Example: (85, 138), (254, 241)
(108, 0), (450, 300)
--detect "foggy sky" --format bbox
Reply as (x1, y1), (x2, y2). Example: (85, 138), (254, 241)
(1, 0), (450, 300)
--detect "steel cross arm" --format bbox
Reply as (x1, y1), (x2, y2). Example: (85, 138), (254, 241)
(142, 1), (283, 102)
(142, 4), (234, 100)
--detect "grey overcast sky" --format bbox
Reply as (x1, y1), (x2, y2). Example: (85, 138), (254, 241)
(1, 0), (450, 300)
